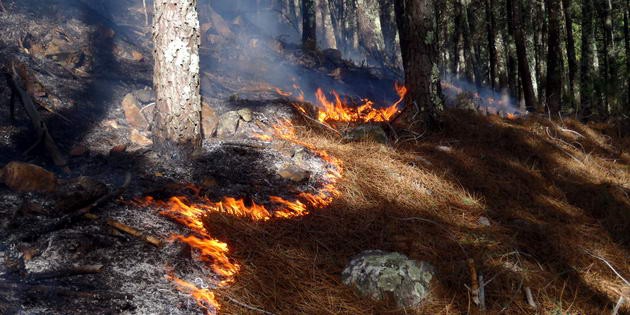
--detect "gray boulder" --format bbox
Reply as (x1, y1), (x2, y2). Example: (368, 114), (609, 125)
(341, 250), (434, 308)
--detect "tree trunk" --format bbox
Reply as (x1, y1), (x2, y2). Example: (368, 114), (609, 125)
(562, 0), (578, 108)
(625, 0), (630, 111)
(449, 0), (462, 76)
(379, 0), (401, 69)
(395, 0), (443, 128)
(485, 0), (497, 90)
(302, 0), (317, 50)
(580, 0), (594, 118)
(356, 0), (386, 64)
(319, 0), (337, 49)
(545, 0), (563, 114)
(510, 0), (537, 111)
(595, 0), (613, 115)
(152, 0), (202, 154)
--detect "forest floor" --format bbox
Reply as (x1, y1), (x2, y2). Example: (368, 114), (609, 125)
(0, 1), (629, 314)
(210, 110), (630, 314)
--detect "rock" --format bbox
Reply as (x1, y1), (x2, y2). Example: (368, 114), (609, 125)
(54, 177), (108, 213)
(133, 87), (156, 104)
(202, 103), (219, 138)
(216, 111), (241, 138)
(277, 164), (310, 182)
(131, 50), (144, 62)
(0, 162), (57, 192)
(110, 144), (127, 154)
(121, 93), (149, 130)
(69, 145), (89, 157)
(237, 108), (253, 122)
(343, 125), (388, 144)
(342, 250), (434, 308)
(478, 216), (491, 227)
(130, 129), (153, 147)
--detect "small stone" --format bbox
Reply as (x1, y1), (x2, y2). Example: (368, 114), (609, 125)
(1, 161), (57, 192)
(436, 145), (453, 153)
(342, 250), (434, 308)
(110, 144), (127, 154)
(216, 111), (241, 138)
(343, 125), (388, 144)
(69, 145), (89, 157)
(478, 216), (491, 227)
(121, 93), (149, 130)
(130, 129), (153, 147)
(131, 50), (144, 62)
(237, 108), (253, 122)
(202, 103), (219, 138)
(133, 87), (156, 104)
(277, 164), (310, 182)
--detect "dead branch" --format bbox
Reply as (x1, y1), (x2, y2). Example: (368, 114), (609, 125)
(0, 1), (6, 13)
(105, 218), (162, 247)
(142, 0), (149, 26)
(612, 296), (626, 315)
(10, 62), (67, 167)
(225, 295), (276, 315)
(467, 258), (481, 307)
(27, 264), (103, 281)
(290, 103), (342, 136)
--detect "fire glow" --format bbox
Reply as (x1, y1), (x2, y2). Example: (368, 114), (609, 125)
(139, 121), (343, 313)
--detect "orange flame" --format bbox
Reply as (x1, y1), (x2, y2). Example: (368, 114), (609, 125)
(312, 83), (407, 123)
(140, 120), (343, 312)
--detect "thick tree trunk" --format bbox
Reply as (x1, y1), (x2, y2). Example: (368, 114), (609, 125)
(302, 0), (317, 50)
(356, 0), (386, 64)
(510, 0), (537, 111)
(562, 0), (578, 108)
(395, 0), (443, 129)
(485, 0), (497, 90)
(595, 0), (613, 115)
(580, 0), (595, 118)
(545, 0), (563, 114)
(449, 1), (462, 76)
(152, 0), (202, 154)
(318, 0), (337, 49)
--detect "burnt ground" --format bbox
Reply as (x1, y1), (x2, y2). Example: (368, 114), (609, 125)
(0, 1), (385, 314)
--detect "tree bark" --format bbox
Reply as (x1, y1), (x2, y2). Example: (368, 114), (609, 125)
(545, 0), (563, 114)
(379, 0), (402, 69)
(485, 0), (497, 90)
(562, 0), (578, 108)
(356, 0), (386, 64)
(152, 0), (202, 154)
(625, 0), (630, 111)
(302, 0), (317, 50)
(510, 0), (537, 111)
(395, 0), (443, 129)
(580, 0), (595, 118)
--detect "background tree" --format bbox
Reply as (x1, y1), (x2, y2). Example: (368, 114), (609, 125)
(545, 0), (563, 114)
(152, 0), (202, 154)
(394, 0), (443, 128)
(302, 0), (317, 50)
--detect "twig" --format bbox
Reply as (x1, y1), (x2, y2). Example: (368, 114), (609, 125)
(584, 250), (630, 286)
(142, 0), (149, 26)
(612, 296), (625, 315)
(10, 63), (67, 167)
(225, 295), (276, 315)
(468, 259), (481, 306)
(105, 218), (162, 247)
(291, 103), (342, 136)
(0, 0), (6, 12)
(478, 273), (486, 312)
(27, 264), (103, 281)
(524, 286), (537, 309)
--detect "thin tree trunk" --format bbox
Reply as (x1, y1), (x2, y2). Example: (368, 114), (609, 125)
(152, 0), (202, 153)
(546, 0), (563, 114)
(510, 0), (537, 111)
(580, 0), (595, 118)
(379, 0), (401, 69)
(302, 0), (317, 50)
(625, 0), (630, 111)
(562, 0), (578, 108)
(595, 0), (614, 114)
(394, 0), (443, 128)
(485, 0), (497, 90)
(450, 0), (462, 76)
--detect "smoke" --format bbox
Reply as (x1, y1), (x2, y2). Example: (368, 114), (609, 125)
(441, 73), (523, 115)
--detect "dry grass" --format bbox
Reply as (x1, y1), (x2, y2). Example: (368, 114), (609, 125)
(207, 110), (629, 314)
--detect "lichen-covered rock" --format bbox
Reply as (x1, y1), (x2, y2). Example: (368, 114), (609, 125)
(342, 250), (434, 308)
(216, 111), (241, 138)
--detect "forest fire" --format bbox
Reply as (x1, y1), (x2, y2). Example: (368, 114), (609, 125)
(138, 121), (343, 313)
(312, 83), (407, 123)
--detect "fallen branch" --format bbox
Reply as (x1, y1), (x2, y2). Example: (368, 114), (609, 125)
(0, 0), (6, 12)
(225, 295), (276, 315)
(10, 62), (67, 167)
(105, 218), (162, 247)
(27, 264), (103, 281)
(467, 258), (481, 307)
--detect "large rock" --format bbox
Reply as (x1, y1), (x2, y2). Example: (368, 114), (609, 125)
(121, 93), (149, 130)
(0, 162), (57, 193)
(341, 250), (434, 308)
(343, 125), (389, 144)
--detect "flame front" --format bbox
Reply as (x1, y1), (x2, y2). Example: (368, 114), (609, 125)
(313, 83), (407, 123)
(140, 121), (343, 314)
